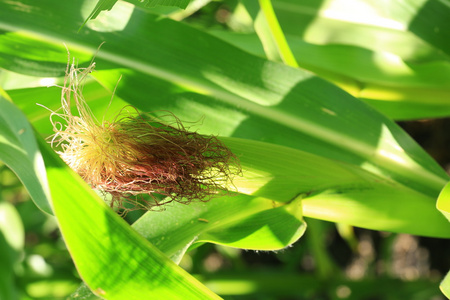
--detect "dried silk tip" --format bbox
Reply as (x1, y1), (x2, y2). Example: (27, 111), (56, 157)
(48, 59), (241, 211)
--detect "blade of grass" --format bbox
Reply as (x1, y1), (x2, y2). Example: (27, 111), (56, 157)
(258, 0), (298, 68)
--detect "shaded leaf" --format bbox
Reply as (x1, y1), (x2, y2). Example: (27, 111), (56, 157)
(0, 96), (52, 214)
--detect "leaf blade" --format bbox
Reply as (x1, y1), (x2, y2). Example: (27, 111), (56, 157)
(0, 95), (52, 214)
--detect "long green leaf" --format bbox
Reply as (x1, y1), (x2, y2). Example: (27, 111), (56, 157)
(258, 0), (298, 67)
(223, 137), (450, 238)
(207, 29), (450, 120)
(276, 0), (450, 120)
(0, 95), (52, 214)
(222, 0), (450, 120)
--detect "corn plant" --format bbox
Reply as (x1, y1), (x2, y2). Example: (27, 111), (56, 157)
(0, 0), (449, 299)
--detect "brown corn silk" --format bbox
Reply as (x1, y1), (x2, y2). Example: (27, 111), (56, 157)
(50, 60), (240, 211)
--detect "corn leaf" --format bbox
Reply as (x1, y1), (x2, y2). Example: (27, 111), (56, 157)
(221, 0), (450, 120)
(0, 95), (52, 214)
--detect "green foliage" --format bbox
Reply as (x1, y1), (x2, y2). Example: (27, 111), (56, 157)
(438, 181), (450, 222)
(217, 0), (450, 120)
(0, 96), (51, 214)
(442, 271), (450, 299)
(0, 0), (449, 299)
(83, 0), (191, 27)
(39, 138), (220, 299)
(0, 164), (80, 299)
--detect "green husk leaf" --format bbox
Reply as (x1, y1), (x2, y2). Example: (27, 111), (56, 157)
(38, 137), (220, 299)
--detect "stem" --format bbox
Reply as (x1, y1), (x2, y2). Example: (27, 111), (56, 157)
(258, 0), (299, 68)
(305, 218), (336, 279)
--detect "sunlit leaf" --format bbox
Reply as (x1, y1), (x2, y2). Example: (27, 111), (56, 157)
(441, 271), (450, 299)
(223, 0), (450, 120)
(133, 194), (305, 262)
(437, 181), (450, 222)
